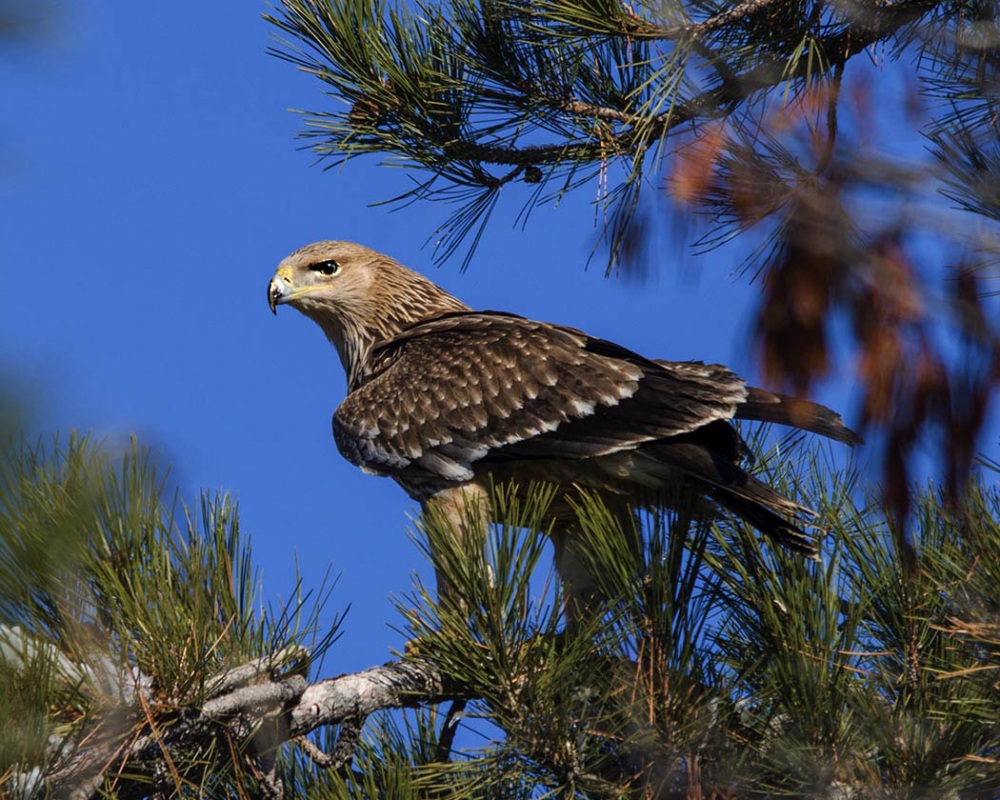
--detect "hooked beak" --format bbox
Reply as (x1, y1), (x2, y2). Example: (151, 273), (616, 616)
(268, 275), (290, 315)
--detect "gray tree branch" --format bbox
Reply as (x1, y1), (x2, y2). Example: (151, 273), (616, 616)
(41, 656), (468, 800)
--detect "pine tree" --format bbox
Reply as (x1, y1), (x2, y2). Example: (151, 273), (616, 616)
(3, 2), (999, 796)
(2, 428), (998, 797)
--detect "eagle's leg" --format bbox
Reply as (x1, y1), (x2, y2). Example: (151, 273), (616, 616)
(422, 483), (491, 613)
(550, 522), (600, 625)
(549, 500), (643, 634)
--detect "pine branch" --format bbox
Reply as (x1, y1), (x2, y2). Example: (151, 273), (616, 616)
(269, 0), (946, 265)
(41, 655), (469, 799)
(627, 0), (936, 139)
(286, 657), (466, 736)
(431, 0), (933, 173)
(45, 734), (123, 800)
(285, 0), (937, 164)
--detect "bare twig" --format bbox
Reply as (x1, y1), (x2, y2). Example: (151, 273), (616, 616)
(296, 735), (335, 768)
(434, 699), (467, 763)
(818, 62), (844, 175)
(294, 713), (365, 771)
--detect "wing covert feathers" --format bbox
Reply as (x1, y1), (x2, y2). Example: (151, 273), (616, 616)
(334, 313), (748, 478)
(330, 311), (856, 558)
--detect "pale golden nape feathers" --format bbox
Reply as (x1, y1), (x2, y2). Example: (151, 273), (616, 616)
(269, 240), (470, 388)
(268, 240), (861, 559)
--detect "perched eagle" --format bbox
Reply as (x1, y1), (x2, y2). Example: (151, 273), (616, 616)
(268, 241), (860, 603)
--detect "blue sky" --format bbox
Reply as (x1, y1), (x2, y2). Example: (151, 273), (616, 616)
(3, 5), (995, 674)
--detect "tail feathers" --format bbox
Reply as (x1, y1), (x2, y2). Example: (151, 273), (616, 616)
(713, 488), (821, 559)
(635, 442), (822, 558)
(737, 387), (863, 446)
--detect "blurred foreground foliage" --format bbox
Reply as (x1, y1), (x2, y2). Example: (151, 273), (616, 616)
(0, 434), (338, 797)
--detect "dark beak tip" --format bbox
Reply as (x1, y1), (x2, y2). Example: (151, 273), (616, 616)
(267, 282), (280, 315)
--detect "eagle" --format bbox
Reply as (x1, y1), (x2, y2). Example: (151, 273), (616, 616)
(268, 241), (860, 606)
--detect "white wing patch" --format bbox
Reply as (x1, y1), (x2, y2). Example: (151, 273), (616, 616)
(416, 451), (474, 481)
(570, 399), (596, 416)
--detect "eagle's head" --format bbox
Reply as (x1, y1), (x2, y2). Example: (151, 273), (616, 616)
(268, 240), (383, 319)
(268, 240), (469, 380)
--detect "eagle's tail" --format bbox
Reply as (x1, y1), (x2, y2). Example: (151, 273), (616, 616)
(737, 387), (863, 446)
(711, 486), (820, 559)
(637, 441), (823, 558)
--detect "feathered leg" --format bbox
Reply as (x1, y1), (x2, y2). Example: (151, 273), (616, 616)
(422, 483), (491, 612)
(550, 498), (642, 633)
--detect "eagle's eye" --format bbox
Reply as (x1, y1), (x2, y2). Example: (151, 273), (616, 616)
(311, 259), (340, 276)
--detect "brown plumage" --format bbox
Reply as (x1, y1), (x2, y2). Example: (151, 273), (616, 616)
(268, 241), (860, 602)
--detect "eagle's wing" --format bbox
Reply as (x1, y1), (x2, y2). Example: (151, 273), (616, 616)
(332, 312), (749, 482)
